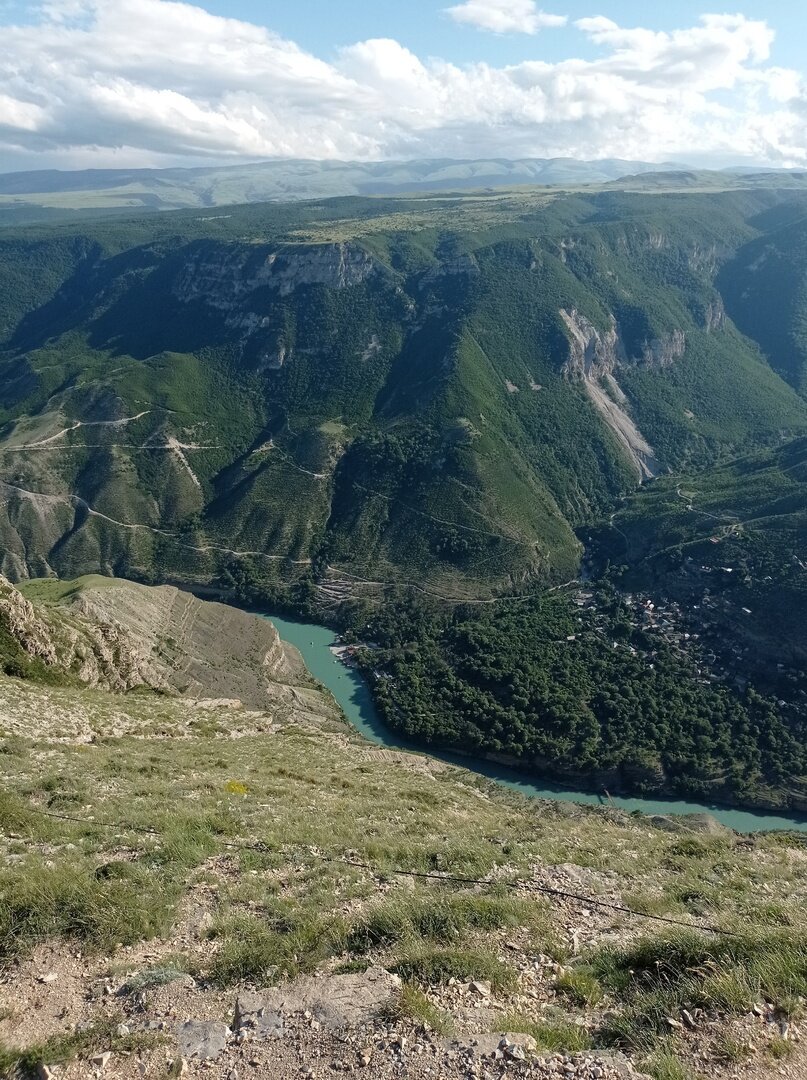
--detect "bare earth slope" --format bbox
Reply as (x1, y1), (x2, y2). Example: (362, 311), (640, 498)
(0, 573), (329, 719)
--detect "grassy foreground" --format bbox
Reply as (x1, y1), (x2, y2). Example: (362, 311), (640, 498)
(0, 670), (806, 1077)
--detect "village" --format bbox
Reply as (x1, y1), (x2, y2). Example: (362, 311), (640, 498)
(572, 569), (806, 722)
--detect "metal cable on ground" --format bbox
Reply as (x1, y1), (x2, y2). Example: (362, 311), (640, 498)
(15, 805), (743, 938)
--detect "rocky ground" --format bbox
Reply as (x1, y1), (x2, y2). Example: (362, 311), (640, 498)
(4, 936), (804, 1079)
(3, 949), (645, 1079)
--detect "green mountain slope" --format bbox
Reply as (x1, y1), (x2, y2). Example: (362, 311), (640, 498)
(0, 187), (806, 604)
(719, 210), (807, 394)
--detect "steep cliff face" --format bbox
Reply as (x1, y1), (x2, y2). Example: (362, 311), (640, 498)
(560, 309), (662, 481)
(171, 242), (379, 366)
(639, 330), (686, 369)
(173, 242), (377, 304)
(559, 308), (625, 380)
(62, 578), (296, 701)
(703, 297), (726, 333)
(420, 253), (480, 286)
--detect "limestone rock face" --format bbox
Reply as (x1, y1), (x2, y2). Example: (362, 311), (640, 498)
(639, 329), (686, 368)
(704, 297), (726, 332)
(420, 253), (481, 286)
(560, 309), (662, 481)
(0, 576), (58, 665)
(171, 241), (378, 367)
(173, 242), (377, 306)
(560, 308), (625, 382)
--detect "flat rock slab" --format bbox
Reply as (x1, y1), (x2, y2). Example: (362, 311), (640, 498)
(233, 992), (285, 1039)
(443, 1033), (538, 1060)
(176, 1019), (230, 1060)
(235, 966), (399, 1035)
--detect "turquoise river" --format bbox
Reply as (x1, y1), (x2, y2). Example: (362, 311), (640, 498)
(267, 613), (807, 835)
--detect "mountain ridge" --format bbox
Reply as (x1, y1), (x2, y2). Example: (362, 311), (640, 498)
(0, 572), (330, 717)
(0, 156), (681, 220)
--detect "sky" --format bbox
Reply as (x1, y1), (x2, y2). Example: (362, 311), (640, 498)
(2, 0), (807, 172)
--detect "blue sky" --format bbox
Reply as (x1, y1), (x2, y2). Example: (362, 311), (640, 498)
(189, 1), (803, 69)
(1, 1), (806, 171)
(2, 0), (802, 66)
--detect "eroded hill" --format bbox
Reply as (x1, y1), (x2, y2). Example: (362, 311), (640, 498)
(0, 573), (330, 721)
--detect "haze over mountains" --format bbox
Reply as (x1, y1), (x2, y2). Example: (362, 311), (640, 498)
(2, 157), (805, 229)
(0, 157), (686, 221)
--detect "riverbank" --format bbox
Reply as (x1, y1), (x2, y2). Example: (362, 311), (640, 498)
(266, 611), (807, 834)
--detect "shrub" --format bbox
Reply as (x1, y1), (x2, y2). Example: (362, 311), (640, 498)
(0, 861), (178, 962)
(347, 892), (547, 952)
(594, 930), (807, 1047)
(391, 946), (516, 992)
(207, 912), (347, 986)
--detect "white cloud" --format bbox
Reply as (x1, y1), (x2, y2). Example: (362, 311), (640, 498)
(0, 1), (805, 171)
(0, 94), (46, 134)
(445, 1), (566, 35)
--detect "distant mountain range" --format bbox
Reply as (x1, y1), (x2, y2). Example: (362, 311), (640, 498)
(2, 157), (805, 228)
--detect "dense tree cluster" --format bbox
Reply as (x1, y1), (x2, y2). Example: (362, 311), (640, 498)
(350, 592), (807, 810)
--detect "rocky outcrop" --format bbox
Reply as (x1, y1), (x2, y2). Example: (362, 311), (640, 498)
(559, 304), (687, 375)
(687, 241), (721, 273)
(174, 242), (376, 306)
(638, 329), (686, 368)
(560, 309), (662, 481)
(172, 241), (378, 366)
(0, 577), (58, 665)
(420, 253), (480, 287)
(0, 575), (303, 709)
(560, 309), (625, 380)
(703, 297), (726, 332)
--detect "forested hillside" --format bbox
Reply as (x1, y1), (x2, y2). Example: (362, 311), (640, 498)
(720, 214), (807, 395)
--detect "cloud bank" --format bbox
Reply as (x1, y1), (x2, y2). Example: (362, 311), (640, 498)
(445, 1), (567, 35)
(1, 0), (806, 170)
